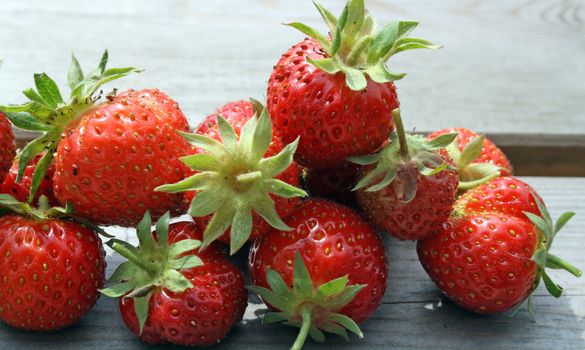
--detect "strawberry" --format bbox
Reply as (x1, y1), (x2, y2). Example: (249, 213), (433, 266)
(102, 213), (247, 346)
(194, 100), (254, 136)
(427, 127), (513, 190)
(157, 101), (306, 254)
(0, 113), (16, 184)
(0, 52), (191, 226)
(302, 160), (360, 205)
(266, 0), (440, 169)
(417, 177), (582, 315)
(248, 198), (388, 349)
(349, 109), (459, 240)
(1, 152), (58, 206)
(0, 194), (106, 331)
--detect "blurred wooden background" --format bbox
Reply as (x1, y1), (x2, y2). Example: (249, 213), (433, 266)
(1, 0), (584, 134)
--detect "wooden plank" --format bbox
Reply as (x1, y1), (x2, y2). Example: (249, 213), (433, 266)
(0, 0), (584, 135)
(2, 177), (581, 349)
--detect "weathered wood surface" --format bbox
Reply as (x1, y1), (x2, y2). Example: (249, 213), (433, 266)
(0, 177), (584, 349)
(1, 0), (584, 135)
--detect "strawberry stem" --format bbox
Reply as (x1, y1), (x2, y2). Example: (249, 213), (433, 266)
(109, 240), (158, 275)
(291, 304), (313, 350)
(547, 253), (583, 278)
(392, 109), (410, 162)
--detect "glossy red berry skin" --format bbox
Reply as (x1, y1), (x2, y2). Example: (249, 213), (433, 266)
(1, 153), (58, 206)
(53, 89), (192, 227)
(186, 100), (301, 244)
(249, 199), (388, 323)
(0, 113), (16, 184)
(267, 39), (398, 170)
(357, 166), (459, 241)
(0, 215), (106, 331)
(427, 127), (512, 175)
(417, 177), (543, 314)
(119, 222), (247, 346)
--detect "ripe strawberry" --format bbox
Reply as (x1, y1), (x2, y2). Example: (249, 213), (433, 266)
(417, 177), (582, 315)
(266, 0), (439, 169)
(0, 113), (16, 184)
(0, 52), (191, 226)
(194, 100), (254, 136)
(1, 153), (58, 206)
(0, 194), (106, 331)
(248, 199), (388, 349)
(102, 213), (247, 346)
(427, 127), (512, 190)
(302, 160), (360, 205)
(349, 109), (458, 240)
(158, 101), (306, 254)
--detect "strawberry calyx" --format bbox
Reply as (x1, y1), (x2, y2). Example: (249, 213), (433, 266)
(101, 212), (203, 333)
(248, 252), (366, 350)
(156, 103), (307, 255)
(349, 108), (457, 202)
(288, 0), (440, 91)
(0, 51), (141, 203)
(444, 134), (504, 191)
(522, 195), (582, 315)
(0, 193), (113, 237)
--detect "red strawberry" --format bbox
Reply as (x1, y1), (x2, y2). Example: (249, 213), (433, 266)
(302, 160), (360, 205)
(0, 113), (15, 184)
(1, 152), (58, 206)
(0, 194), (106, 331)
(417, 177), (582, 315)
(350, 109), (459, 240)
(158, 101), (306, 254)
(102, 213), (247, 346)
(427, 127), (512, 190)
(266, 0), (439, 169)
(248, 198), (388, 349)
(0, 52), (191, 226)
(194, 100), (254, 136)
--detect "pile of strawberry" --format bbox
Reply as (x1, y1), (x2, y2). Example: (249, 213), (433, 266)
(0, 1), (581, 348)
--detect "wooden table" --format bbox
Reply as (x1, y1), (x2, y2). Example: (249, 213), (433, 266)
(1, 0), (584, 349)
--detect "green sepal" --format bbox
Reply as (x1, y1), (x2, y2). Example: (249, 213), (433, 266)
(0, 51), (141, 201)
(134, 294), (151, 334)
(248, 251), (366, 350)
(458, 163), (502, 191)
(34, 73), (64, 108)
(157, 102), (306, 255)
(67, 54), (84, 90)
(349, 108), (455, 202)
(290, 0), (440, 91)
(102, 212), (204, 335)
(440, 133), (505, 191)
(0, 194), (113, 237)
(521, 195), (582, 312)
(4, 112), (54, 132)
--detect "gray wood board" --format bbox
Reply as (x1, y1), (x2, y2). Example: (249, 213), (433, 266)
(1, 176), (584, 349)
(1, 0), (584, 135)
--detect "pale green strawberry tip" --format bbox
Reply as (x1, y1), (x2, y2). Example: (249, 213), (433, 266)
(289, 0), (441, 91)
(101, 211), (203, 334)
(511, 194), (581, 319)
(349, 109), (456, 198)
(0, 51), (141, 203)
(247, 251), (365, 350)
(157, 103), (306, 255)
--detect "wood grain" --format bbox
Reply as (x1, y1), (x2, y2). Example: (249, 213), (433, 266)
(0, 0), (584, 135)
(1, 177), (582, 349)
